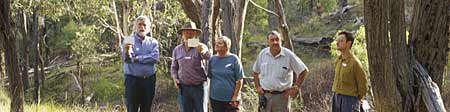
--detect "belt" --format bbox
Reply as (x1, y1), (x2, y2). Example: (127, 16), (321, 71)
(178, 83), (203, 87)
(126, 74), (155, 80)
(264, 90), (285, 94)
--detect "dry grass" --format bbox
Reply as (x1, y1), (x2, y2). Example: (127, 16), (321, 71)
(299, 59), (335, 112)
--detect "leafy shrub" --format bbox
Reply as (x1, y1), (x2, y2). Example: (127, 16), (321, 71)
(90, 77), (123, 102)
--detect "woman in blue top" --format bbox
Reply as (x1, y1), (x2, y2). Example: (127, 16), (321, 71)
(208, 36), (244, 112)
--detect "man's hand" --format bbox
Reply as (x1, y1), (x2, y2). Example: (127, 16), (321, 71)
(173, 79), (180, 89)
(283, 87), (299, 100)
(196, 43), (208, 54)
(125, 43), (133, 57)
(131, 57), (139, 63)
(229, 101), (240, 108)
(230, 96), (240, 108)
(256, 87), (264, 96)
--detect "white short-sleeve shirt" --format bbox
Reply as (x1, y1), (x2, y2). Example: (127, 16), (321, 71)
(253, 47), (307, 91)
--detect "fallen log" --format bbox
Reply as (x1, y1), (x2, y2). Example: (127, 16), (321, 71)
(292, 37), (333, 45)
(413, 60), (446, 112)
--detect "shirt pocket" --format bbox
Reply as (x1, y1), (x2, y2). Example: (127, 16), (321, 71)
(278, 65), (291, 81)
(260, 62), (269, 77)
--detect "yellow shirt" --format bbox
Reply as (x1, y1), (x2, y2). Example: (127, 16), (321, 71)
(332, 53), (368, 100)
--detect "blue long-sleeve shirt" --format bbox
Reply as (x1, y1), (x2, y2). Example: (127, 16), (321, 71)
(122, 33), (159, 77)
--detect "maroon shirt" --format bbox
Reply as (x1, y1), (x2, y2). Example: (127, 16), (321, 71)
(171, 44), (211, 85)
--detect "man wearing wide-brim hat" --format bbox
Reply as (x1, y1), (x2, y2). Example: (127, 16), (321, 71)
(171, 21), (210, 112)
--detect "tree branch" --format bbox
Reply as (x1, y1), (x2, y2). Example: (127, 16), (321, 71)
(249, 0), (279, 17)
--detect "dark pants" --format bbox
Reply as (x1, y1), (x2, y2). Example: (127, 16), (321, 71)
(179, 84), (207, 112)
(331, 93), (360, 112)
(210, 98), (239, 112)
(125, 75), (156, 112)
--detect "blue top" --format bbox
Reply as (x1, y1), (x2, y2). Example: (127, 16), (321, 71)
(208, 54), (244, 101)
(122, 33), (159, 77)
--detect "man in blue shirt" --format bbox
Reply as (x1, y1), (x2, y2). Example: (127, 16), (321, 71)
(123, 16), (159, 112)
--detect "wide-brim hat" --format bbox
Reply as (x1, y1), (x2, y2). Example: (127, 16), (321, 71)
(179, 21), (202, 35)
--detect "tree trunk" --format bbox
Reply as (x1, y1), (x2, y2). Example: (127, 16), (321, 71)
(201, 0), (213, 45)
(178, 0), (202, 26)
(220, 0), (236, 53)
(121, 0), (130, 36)
(38, 16), (46, 93)
(309, 0), (316, 15)
(409, 0), (449, 111)
(388, 0), (414, 111)
(267, 0), (278, 31)
(365, 0), (449, 111)
(18, 7), (30, 92)
(179, 0), (248, 57)
(32, 7), (41, 104)
(111, 0), (123, 58)
(274, 0), (293, 51)
(0, 0), (25, 111)
(77, 61), (84, 103)
(233, 0), (249, 57)
(364, 0), (403, 111)
(220, 0), (249, 57)
(409, 0), (450, 89)
(211, 0), (220, 39)
(0, 47), (3, 80)
(211, 0), (220, 53)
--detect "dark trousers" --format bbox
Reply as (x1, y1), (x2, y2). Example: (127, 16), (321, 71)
(331, 93), (360, 112)
(179, 84), (206, 112)
(125, 75), (156, 112)
(210, 98), (239, 112)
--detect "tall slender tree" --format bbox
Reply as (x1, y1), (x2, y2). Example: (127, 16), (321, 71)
(32, 6), (41, 104)
(17, 7), (30, 92)
(1, 0), (25, 111)
(388, 0), (413, 111)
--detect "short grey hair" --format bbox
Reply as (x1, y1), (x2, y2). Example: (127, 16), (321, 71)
(267, 30), (281, 40)
(217, 36), (232, 49)
(133, 16), (152, 34)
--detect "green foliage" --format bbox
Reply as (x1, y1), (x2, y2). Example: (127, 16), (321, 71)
(318, 0), (337, 13)
(90, 77), (124, 102)
(245, 0), (269, 35)
(331, 26), (369, 71)
(70, 25), (106, 60)
(47, 20), (77, 55)
(151, 0), (189, 76)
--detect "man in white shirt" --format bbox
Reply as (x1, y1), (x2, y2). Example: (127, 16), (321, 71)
(253, 31), (309, 112)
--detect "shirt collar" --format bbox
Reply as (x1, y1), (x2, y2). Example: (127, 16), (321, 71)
(338, 52), (354, 60)
(265, 47), (286, 58)
(133, 32), (150, 43)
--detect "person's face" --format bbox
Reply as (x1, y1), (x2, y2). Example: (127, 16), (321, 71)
(137, 20), (148, 33)
(214, 39), (228, 52)
(336, 34), (351, 51)
(182, 30), (198, 42)
(268, 34), (281, 52)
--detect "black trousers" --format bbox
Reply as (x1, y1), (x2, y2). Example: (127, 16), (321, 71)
(125, 74), (156, 112)
(210, 98), (239, 112)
